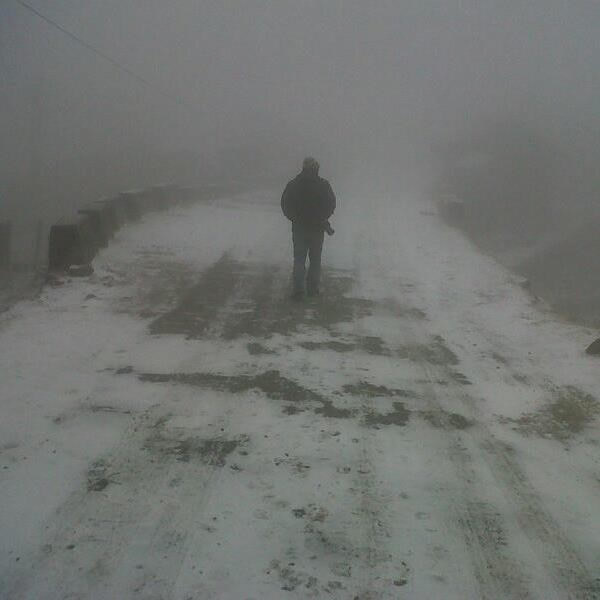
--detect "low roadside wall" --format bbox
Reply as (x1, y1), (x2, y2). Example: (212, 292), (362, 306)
(48, 184), (199, 272)
(0, 222), (10, 270)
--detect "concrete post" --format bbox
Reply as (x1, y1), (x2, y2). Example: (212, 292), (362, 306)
(78, 206), (110, 248)
(118, 191), (142, 222)
(48, 214), (96, 270)
(0, 221), (10, 269)
(33, 219), (44, 267)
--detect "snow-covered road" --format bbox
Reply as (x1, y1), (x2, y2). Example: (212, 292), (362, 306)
(1, 191), (599, 599)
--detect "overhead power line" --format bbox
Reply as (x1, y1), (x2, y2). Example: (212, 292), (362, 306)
(13, 0), (197, 113)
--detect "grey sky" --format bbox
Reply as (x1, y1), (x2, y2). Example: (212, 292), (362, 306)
(2, 0), (600, 184)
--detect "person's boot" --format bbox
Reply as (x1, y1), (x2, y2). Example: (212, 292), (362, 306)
(290, 290), (304, 302)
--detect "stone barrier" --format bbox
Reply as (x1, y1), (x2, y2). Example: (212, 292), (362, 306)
(118, 191), (143, 222)
(168, 184), (196, 207)
(438, 198), (466, 224)
(149, 186), (167, 211)
(78, 205), (111, 248)
(47, 184), (209, 274)
(93, 198), (120, 233)
(0, 221), (10, 269)
(107, 196), (129, 228)
(48, 214), (96, 270)
(177, 186), (198, 206)
(134, 188), (159, 214)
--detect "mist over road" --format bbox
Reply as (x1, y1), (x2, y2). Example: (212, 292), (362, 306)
(1, 191), (598, 599)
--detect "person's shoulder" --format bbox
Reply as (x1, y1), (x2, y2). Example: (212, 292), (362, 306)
(283, 176), (297, 191)
(318, 176), (333, 192)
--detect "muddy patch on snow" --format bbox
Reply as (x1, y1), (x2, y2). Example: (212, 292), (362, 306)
(267, 559), (320, 593)
(139, 369), (324, 403)
(299, 340), (357, 353)
(491, 352), (510, 366)
(143, 260), (378, 343)
(503, 386), (599, 441)
(144, 417), (248, 465)
(396, 335), (460, 366)
(364, 402), (411, 427)
(458, 500), (530, 597)
(378, 298), (428, 321)
(512, 373), (530, 385)
(292, 504), (329, 522)
(449, 370), (472, 385)
(314, 399), (355, 419)
(110, 254), (199, 320)
(343, 381), (415, 399)
(359, 336), (393, 356)
(299, 335), (393, 356)
(247, 342), (277, 355)
(301, 275), (373, 330)
(221, 265), (281, 339)
(86, 459), (116, 492)
(149, 254), (246, 338)
(419, 410), (474, 430)
(273, 456), (312, 477)
(221, 269), (374, 339)
(139, 369), (352, 419)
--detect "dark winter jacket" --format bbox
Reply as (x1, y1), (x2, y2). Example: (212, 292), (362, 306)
(281, 171), (336, 230)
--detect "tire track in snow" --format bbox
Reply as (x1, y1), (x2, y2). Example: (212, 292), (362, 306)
(363, 218), (599, 599)
(110, 255), (283, 598)
(5, 253), (260, 599)
(407, 244), (600, 598)
(355, 224), (533, 598)
(340, 242), (414, 599)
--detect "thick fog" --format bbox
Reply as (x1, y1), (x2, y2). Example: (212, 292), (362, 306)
(2, 1), (600, 227)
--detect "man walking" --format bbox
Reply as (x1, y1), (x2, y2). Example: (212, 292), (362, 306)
(281, 157), (336, 300)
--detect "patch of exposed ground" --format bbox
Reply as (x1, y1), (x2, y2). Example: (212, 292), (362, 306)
(419, 410), (474, 430)
(247, 342), (277, 355)
(396, 335), (460, 366)
(222, 270), (374, 339)
(502, 386), (599, 441)
(512, 373), (530, 385)
(144, 417), (248, 465)
(221, 266), (279, 339)
(360, 336), (393, 356)
(364, 402), (411, 427)
(378, 298), (428, 321)
(449, 371), (472, 385)
(458, 501), (529, 597)
(149, 255), (246, 337)
(491, 352), (510, 366)
(298, 335), (392, 356)
(273, 456), (313, 476)
(109, 252), (198, 319)
(267, 559), (320, 593)
(343, 381), (415, 399)
(299, 340), (356, 353)
(314, 399), (355, 419)
(139, 369), (324, 403)
(140, 369), (351, 418)
(292, 504), (329, 522)
(86, 459), (115, 492)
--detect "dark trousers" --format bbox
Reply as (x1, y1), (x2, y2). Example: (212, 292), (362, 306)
(292, 224), (324, 294)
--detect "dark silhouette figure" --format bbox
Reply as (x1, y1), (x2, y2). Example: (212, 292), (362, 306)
(281, 157), (336, 300)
